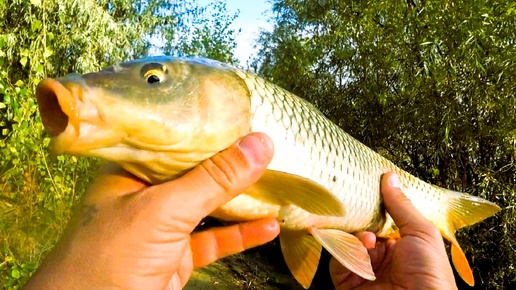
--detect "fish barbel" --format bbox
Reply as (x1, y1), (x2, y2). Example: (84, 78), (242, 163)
(36, 56), (500, 288)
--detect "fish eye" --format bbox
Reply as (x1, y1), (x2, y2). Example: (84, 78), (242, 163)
(146, 73), (161, 84)
(140, 63), (168, 84)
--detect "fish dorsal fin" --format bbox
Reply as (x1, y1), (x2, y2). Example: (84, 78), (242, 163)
(246, 169), (345, 216)
(309, 227), (375, 281)
(280, 229), (322, 289)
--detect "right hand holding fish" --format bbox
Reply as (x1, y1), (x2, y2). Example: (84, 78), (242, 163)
(330, 172), (458, 290)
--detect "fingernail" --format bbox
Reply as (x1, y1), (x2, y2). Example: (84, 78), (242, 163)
(238, 135), (267, 164)
(388, 173), (401, 188)
(263, 218), (280, 232)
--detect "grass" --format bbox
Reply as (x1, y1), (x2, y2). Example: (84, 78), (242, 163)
(0, 104), (102, 288)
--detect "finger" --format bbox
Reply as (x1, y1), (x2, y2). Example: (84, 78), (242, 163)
(373, 239), (397, 278)
(84, 163), (148, 202)
(156, 132), (274, 218)
(329, 257), (353, 287)
(369, 241), (387, 271)
(355, 231), (377, 249)
(331, 240), (391, 289)
(381, 172), (436, 237)
(177, 249), (194, 288)
(190, 218), (279, 269)
(167, 272), (182, 290)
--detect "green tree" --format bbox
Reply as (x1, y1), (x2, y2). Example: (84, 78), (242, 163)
(253, 0), (515, 289)
(159, 0), (240, 64)
(0, 0), (238, 288)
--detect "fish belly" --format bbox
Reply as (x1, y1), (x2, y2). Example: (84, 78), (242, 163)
(239, 71), (388, 233)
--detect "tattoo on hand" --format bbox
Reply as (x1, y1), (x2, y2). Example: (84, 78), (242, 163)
(81, 204), (98, 226)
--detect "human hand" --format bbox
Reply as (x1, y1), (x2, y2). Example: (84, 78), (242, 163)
(330, 172), (457, 290)
(25, 132), (279, 290)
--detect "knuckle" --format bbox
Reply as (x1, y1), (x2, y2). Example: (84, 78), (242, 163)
(200, 153), (243, 193)
(424, 224), (442, 238)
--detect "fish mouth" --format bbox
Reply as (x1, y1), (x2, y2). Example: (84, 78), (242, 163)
(36, 78), (81, 138)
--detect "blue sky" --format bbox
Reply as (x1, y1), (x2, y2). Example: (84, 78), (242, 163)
(197, 0), (273, 64)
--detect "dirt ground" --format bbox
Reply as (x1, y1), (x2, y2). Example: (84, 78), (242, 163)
(185, 218), (335, 290)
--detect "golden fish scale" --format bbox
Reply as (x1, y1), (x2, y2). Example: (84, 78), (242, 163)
(235, 70), (449, 234)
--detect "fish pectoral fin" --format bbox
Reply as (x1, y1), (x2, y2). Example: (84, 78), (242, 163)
(280, 229), (322, 289)
(309, 227), (375, 281)
(246, 169), (345, 217)
(442, 229), (474, 286)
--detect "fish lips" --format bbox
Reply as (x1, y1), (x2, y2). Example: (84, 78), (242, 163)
(36, 76), (84, 136)
(36, 76), (89, 156)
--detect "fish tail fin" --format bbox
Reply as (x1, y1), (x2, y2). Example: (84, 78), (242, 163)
(441, 228), (474, 286)
(440, 187), (501, 286)
(444, 187), (500, 230)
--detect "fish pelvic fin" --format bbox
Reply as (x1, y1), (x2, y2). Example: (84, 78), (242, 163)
(440, 187), (501, 286)
(309, 227), (375, 281)
(246, 169), (345, 217)
(280, 229), (322, 289)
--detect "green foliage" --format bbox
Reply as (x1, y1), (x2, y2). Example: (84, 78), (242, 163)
(159, 0), (240, 64)
(253, 0), (516, 288)
(0, 0), (238, 288)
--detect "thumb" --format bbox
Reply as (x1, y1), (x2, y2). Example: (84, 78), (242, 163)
(381, 172), (437, 238)
(155, 132), (274, 218)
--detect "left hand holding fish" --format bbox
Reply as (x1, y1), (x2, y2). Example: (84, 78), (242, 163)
(24, 133), (280, 290)
(330, 172), (457, 290)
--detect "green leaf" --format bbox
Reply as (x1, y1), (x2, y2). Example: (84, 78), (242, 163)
(20, 48), (30, 57)
(43, 46), (53, 58)
(9, 146), (17, 154)
(31, 20), (42, 32)
(11, 268), (20, 279)
(14, 80), (24, 87)
(47, 32), (55, 42)
(30, 0), (41, 7)
(35, 63), (44, 74)
(19, 56), (28, 67)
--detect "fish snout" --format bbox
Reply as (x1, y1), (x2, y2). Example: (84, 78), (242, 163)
(36, 78), (82, 137)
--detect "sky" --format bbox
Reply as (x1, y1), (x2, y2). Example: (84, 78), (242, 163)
(197, 0), (273, 64)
